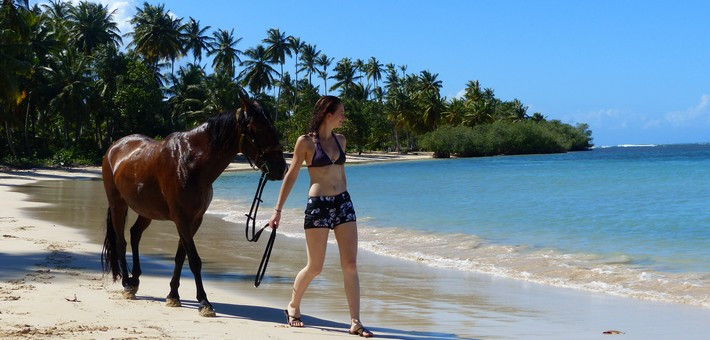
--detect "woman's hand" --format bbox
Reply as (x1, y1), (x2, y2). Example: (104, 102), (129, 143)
(268, 209), (281, 229)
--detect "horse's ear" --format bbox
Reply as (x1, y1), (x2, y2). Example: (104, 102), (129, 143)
(238, 90), (250, 113)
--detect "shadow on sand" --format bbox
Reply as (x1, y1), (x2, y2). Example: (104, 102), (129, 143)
(0, 249), (472, 340)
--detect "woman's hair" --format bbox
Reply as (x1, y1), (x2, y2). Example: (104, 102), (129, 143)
(308, 95), (342, 134)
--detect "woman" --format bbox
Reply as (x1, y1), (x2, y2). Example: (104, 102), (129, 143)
(268, 96), (374, 338)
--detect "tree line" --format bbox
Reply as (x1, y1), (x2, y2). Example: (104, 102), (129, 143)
(1, 0), (592, 166)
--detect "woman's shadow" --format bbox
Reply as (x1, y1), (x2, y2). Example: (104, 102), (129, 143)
(140, 295), (475, 340)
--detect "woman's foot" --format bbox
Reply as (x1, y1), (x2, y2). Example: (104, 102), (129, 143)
(349, 319), (373, 338)
(284, 306), (304, 327)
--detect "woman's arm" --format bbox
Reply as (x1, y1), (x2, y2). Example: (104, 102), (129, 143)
(268, 136), (310, 229)
(338, 134), (347, 188)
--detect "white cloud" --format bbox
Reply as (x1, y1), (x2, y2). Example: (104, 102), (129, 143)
(664, 94), (710, 127)
(104, 0), (136, 36)
(57, 0), (136, 38)
(453, 88), (466, 99)
(570, 108), (623, 128)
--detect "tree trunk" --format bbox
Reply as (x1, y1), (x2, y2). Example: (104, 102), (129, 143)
(24, 92), (31, 154)
(293, 54), (299, 111)
(393, 127), (401, 152)
(5, 120), (17, 161)
(62, 120), (69, 148)
(275, 62), (283, 122)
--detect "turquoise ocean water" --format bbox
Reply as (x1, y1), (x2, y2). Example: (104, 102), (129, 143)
(209, 144), (710, 307)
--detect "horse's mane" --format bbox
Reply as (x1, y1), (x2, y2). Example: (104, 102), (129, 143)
(206, 111), (238, 152)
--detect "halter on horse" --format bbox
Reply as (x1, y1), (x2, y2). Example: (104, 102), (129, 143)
(101, 95), (286, 316)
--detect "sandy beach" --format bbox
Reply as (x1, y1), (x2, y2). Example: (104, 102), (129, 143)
(2, 152), (710, 339)
(0, 153), (434, 339)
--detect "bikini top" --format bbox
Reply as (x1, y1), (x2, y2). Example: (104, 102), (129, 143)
(309, 132), (346, 167)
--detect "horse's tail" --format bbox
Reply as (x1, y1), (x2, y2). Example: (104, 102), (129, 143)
(101, 207), (121, 282)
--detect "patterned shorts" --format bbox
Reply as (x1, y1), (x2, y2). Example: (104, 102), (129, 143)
(304, 191), (357, 229)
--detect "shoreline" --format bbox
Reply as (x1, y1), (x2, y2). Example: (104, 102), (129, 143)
(0, 153), (442, 339)
(0, 151), (434, 175)
(0, 173), (366, 339)
(2, 156), (710, 339)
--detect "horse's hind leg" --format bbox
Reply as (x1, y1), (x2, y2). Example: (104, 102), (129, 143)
(127, 215), (152, 294)
(108, 203), (134, 299)
(166, 239), (186, 307)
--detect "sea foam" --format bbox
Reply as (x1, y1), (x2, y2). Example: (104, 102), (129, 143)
(208, 198), (710, 308)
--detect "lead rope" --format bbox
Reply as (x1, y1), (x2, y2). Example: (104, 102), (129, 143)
(245, 172), (276, 287)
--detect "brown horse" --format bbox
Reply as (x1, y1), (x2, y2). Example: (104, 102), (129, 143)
(101, 97), (286, 317)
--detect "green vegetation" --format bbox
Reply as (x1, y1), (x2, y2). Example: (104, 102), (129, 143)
(1, 0), (592, 167)
(420, 121), (593, 158)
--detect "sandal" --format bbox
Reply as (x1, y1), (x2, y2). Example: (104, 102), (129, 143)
(348, 325), (374, 338)
(283, 309), (304, 327)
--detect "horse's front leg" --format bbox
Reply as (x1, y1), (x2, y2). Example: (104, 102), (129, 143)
(181, 235), (215, 317)
(173, 215), (215, 317)
(127, 216), (152, 294)
(166, 239), (185, 307)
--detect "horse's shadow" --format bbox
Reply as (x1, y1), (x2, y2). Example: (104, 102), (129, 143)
(0, 246), (471, 340)
(138, 295), (472, 340)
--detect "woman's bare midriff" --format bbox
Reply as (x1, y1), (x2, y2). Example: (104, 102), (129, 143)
(307, 165), (346, 196)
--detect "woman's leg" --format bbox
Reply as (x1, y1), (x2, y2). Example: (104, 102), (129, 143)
(287, 227), (329, 326)
(334, 221), (372, 336)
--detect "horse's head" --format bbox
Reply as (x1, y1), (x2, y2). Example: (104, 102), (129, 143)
(237, 97), (287, 181)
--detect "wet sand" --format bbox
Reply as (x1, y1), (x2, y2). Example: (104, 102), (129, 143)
(2, 167), (710, 339)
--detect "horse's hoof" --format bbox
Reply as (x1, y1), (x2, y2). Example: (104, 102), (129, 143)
(124, 285), (138, 294)
(165, 298), (181, 307)
(199, 306), (216, 317)
(122, 290), (136, 300)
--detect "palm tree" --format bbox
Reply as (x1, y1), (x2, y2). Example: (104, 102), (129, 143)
(372, 86), (383, 103)
(298, 43), (319, 85)
(354, 58), (365, 86)
(202, 72), (241, 114)
(463, 80), (482, 104)
(208, 28), (242, 79)
(464, 100), (494, 126)
(482, 87), (496, 102)
(91, 44), (126, 147)
(329, 58), (361, 97)
(366, 57), (383, 99)
(262, 28), (291, 121)
(509, 98), (528, 122)
(315, 53), (332, 95)
(531, 112), (546, 122)
(1, 0), (33, 159)
(399, 64), (407, 78)
(42, 0), (71, 22)
(66, 1), (122, 55)
(43, 49), (91, 147)
(288, 36), (305, 84)
(128, 2), (183, 73)
(276, 71), (296, 114)
(442, 98), (465, 126)
(384, 86), (413, 152)
(383, 64), (399, 93)
(413, 71), (443, 131)
(41, 0), (72, 42)
(238, 45), (278, 96)
(350, 82), (370, 102)
(418, 70), (442, 94)
(182, 17), (212, 64)
(166, 63), (207, 127)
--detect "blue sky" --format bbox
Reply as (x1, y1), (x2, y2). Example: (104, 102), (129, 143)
(47, 0), (710, 146)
